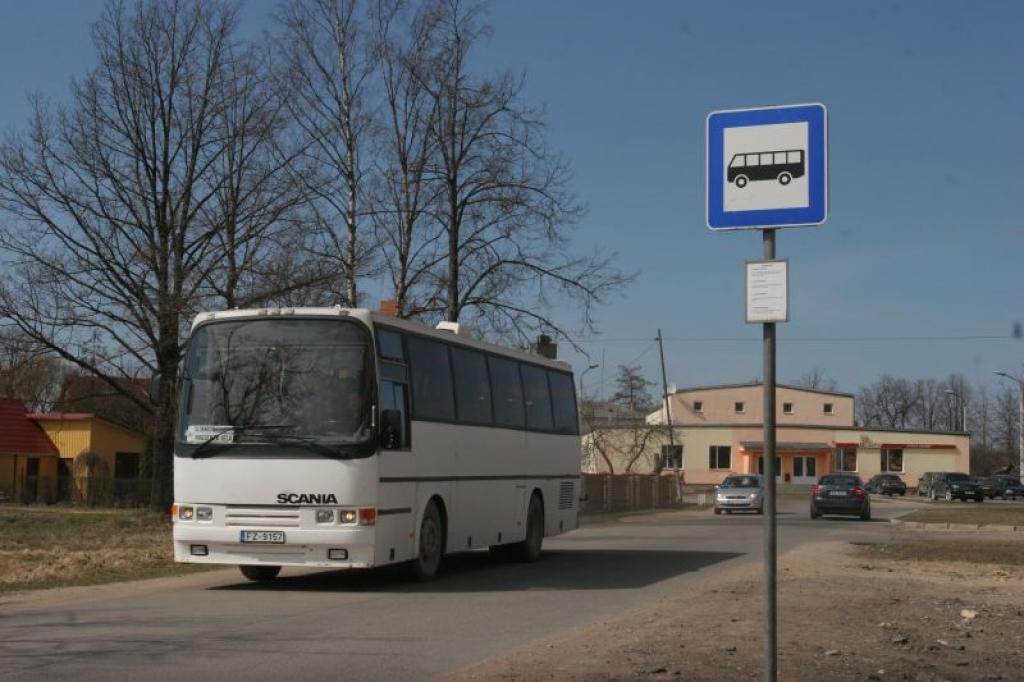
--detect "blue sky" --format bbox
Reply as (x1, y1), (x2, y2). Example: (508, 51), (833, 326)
(0, 0), (1020, 397)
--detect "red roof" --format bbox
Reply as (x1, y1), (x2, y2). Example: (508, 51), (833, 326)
(0, 399), (59, 456)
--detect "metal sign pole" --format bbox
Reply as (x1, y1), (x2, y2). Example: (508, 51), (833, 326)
(762, 227), (778, 682)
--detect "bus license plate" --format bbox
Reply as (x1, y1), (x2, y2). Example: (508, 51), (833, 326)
(240, 530), (285, 544)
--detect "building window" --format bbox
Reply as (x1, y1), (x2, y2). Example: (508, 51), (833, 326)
(115, 452), (141, 479)
(783, 402), (793, 415)
(693, 400), (703, 413)
(824, 403), (834, 415)
(833, 447), (857, 472)
(734, 402), (745, 414)
(709, 445), (732, 470)
(662, 444), (682, 469)
(881, 448), (903, 473)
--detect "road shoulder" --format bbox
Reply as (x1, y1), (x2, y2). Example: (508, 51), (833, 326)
(447, 535), (1024, 681)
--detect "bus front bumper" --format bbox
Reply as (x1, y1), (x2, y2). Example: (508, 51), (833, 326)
(173, 525), (377, 569)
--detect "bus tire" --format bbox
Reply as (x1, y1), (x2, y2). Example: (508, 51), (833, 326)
(409, 500), (445, 581)
(239, 565), (281, 582)
(778, 172), (792, 185)
(512, 493), (544, 563)
(734, 175), (748, 188)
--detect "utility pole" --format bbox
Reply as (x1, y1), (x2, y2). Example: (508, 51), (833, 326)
(995, 372), (1024, 484)
(761, 229), (778, 682)
(656, 329), (683, 502)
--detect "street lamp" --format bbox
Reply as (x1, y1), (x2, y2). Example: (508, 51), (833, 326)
(944, 389), (967, 432)
(579, 363), (599, 473)
(579, 363), (599, 404)
(994, 371), (1024, 484)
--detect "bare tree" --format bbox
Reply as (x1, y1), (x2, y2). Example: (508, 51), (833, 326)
(995, 384), (1020, 463)
(367, 0), (445, 317)
(276, 0), (379, 307)
(415, 0), (628, 342)
(610, 364), (655, 414)
(857, 375), (919, 428)
(200, 39), (330, 309)
(913, 378), (944, 430)
(796, 367), (838, 392)
(0, 329), (64, 411)
(0, 0), (299, 508)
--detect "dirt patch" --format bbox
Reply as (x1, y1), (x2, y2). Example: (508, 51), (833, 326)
(859, 538), (1024, 566)
(0, 506), (214, 592)
(900, 505), (1024, 526)
(449, 536), (1024, 681)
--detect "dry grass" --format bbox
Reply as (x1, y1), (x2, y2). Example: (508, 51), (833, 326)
(857, 538), (1024, 566)
(0, 505), (214, 593)
(900, 504), (1024, 526)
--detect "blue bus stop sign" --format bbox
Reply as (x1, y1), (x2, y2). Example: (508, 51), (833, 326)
(706, 103), (827, 230)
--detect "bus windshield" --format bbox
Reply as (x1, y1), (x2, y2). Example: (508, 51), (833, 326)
(177, 318), (373, 448)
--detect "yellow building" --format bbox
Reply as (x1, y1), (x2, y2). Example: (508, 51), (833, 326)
(28, 411), (147, 505)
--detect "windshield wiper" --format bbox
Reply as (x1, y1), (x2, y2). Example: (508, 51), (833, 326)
(245, 432), (349, 459)
(189, 424), (297, 459)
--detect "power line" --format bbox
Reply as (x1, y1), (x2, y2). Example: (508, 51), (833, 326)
(569, 334), (1015, 345)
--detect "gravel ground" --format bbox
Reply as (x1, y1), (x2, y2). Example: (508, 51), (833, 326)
(448, 534), (1024, 681)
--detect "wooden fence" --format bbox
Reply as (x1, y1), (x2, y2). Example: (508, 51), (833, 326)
(580, 473), (687, 513)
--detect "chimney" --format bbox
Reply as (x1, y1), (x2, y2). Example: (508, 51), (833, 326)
(531, 334), (557, 360)
(378, 299), (399, 317)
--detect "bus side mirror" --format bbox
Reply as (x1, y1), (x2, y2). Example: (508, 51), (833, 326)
(148, 373), (162, 405)
(381, 410), (402, 449)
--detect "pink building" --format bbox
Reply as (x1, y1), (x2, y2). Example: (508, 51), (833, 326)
(639, 383), (970, 487)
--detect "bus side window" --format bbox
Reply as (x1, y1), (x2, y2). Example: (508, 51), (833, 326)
(380, 379), (410, 449)
(489, 356), (526, 428)
(548, 371), (579, 435)
(406, 336), (456, 421)
(521, 364), (553, 432)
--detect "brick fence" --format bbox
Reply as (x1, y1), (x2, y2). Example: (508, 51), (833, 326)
(580, 473), (687, 513)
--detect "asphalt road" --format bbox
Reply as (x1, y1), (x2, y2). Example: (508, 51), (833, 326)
(0, 494), (921, 681)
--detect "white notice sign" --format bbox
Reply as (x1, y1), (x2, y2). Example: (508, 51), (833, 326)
(746, 260), (789, 323)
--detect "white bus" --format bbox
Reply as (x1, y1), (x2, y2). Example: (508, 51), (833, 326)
(171, 307), (581, 581)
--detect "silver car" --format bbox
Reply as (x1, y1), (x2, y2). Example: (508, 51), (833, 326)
(714, 474), (765, 515)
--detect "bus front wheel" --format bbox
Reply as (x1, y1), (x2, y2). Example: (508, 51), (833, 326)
(239, 565), (281, 582)
(409, 501), (445, 581)
(734, 175), (748, 188)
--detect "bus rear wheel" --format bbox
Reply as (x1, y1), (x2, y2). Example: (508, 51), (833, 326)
(511, 493), (544, 563)
(409, 501), (444, 581)
(778, 172), (792, 185)
(239, 565), (281, 582)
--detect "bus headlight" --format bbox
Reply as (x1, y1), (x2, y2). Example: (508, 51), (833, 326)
(177, 505), (194, 521)
(316, 509), (335, 523)
(339, 509), (357, 524)
(196, 506), (213, 521)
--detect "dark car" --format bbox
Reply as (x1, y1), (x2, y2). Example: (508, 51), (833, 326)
(865, 474), (906, 496)
(810, 474), (870, 520)
(926, 472), (983, 502)
(972, 477), (998, 499)
(990, 476), (1024, 500)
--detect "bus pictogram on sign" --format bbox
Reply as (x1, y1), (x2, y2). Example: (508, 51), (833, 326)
(728, 149), (805, 188)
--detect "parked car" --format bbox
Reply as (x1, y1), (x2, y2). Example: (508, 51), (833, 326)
(989, 475), (1024, 500)
(919, 472), (983, 502)
(714, 474), (764, 515)
(810, 474), (870, 520)
(865, 474), (906, 496)
(972, 476), (998, 499)
(917, 472), (939, 498)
